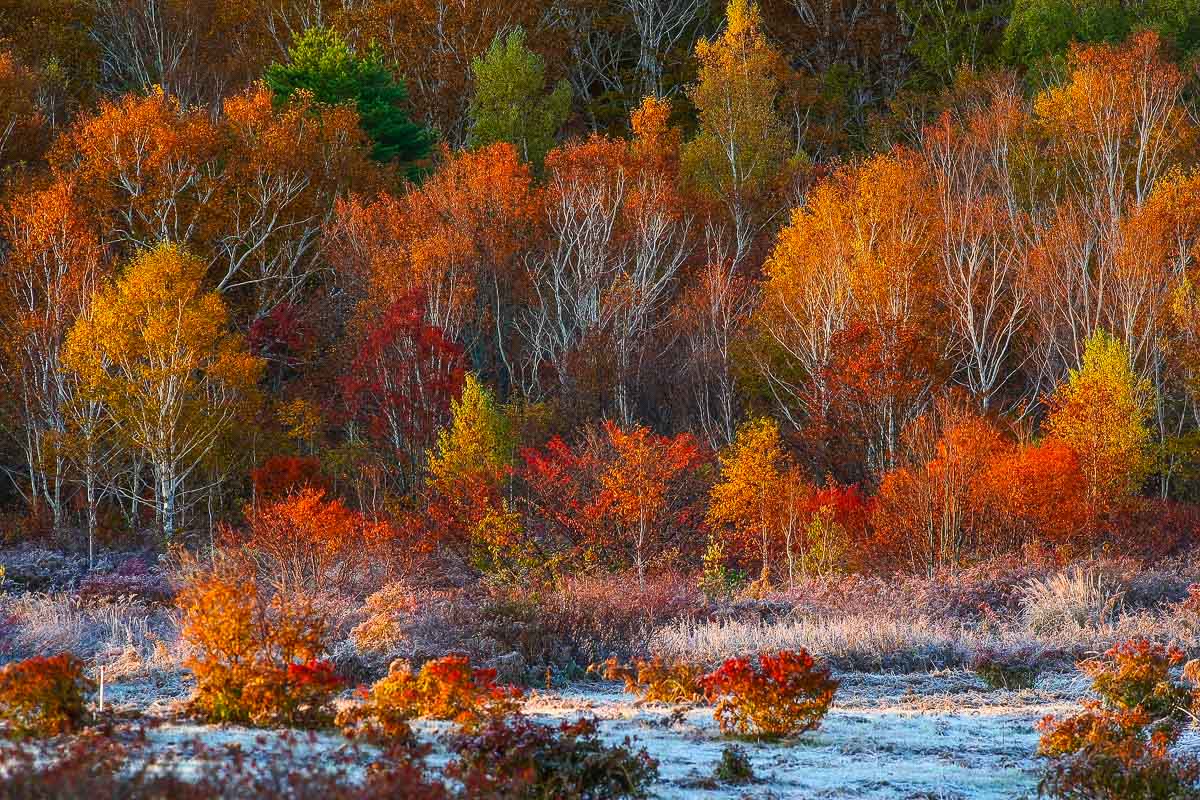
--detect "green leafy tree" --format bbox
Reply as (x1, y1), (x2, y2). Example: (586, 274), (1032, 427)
(1004, 0), (1200, 74)
(265, 26), (432, 175)
(898, 0), (1011, 87)
(467, 27), (571, 169)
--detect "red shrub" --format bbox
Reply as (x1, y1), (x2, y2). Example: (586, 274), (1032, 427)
(0, 653), (93, 739)
(701, 649), (838, 738)
(251, 455), (329, 501)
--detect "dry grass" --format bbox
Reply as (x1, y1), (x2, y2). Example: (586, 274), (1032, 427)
(1020, 569), (1124, 636)
(1, 593), (179, 681)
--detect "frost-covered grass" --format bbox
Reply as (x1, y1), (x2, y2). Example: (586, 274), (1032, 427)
(8, 672), (1087, 800)
(0, 592), (179, 682)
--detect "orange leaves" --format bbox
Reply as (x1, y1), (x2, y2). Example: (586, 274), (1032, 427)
(758, 149), (942, 454)
(345, 655), (523, 738)
(0, 653), (93, 739)
(700, 649), (838, 739)
(231, 488), (394, 596)
(592, 422), (708, 583)
(63, 243), (262, 539)
(178, 558), (339, 728)
(1034, 31), (1191, 208)
(329, 142), (538, 342)
(54, 88), (222, 248)
(0, 49), (46, 168)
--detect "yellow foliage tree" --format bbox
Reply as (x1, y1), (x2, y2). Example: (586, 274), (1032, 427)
(682, 0), (793, 268)
(706, 417), (812, 584)
(428, 374), (514, 491)
(1046, 330), (1152, 514)
(63, 243), (262, 539)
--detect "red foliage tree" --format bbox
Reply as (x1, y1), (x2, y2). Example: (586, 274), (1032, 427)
(341, 289), (465, 492)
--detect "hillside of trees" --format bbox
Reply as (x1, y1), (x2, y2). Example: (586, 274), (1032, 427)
(1, 0), (1200, 582)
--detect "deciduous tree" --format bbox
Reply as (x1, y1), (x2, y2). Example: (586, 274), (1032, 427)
(63, 243), (262, 540)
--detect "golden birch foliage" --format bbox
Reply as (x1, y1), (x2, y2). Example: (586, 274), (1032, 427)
(63, 244), (262, 535)
(707, 417), (787, 564)
(682, 0), (791, 200)
(1046, 330), (1152, 508)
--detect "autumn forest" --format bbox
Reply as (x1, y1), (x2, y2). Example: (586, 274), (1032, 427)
(4, 0), (1200, 796)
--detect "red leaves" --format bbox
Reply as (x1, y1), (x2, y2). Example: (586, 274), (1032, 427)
(341, 288), (465, 490)
(518, 424), (710, 577)
(701, 649), (838, 739)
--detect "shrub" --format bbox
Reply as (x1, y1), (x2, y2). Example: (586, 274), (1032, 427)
(1038, 638), (1200, 799)
(700, 649), (838, 739)
(713, 745), (755, 784)
(178, 560), (340, 728)
(343, 655), (522, 736)
(350, 582), (416, 656)
(588, 655), (705, 703)
(1038, 719), (1200, 800)
(1080, 640), (1192, 724)
(0, 728), (451, 799)
(228, 488), (395, 597)
(448, 716), (658, 800)
(0, 653), (93, 739)
(971, 646), (1043, 691)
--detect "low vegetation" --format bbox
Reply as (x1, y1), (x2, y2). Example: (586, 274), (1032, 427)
(588, 655), (706, 703)
(1038, 640), (1200, 799)
(449, 716), (658, 800)
(701, 649), (838, 739)
(0, 653), (92, 739)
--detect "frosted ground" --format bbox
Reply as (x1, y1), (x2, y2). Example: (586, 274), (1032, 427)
(96, 668), (1121, 799)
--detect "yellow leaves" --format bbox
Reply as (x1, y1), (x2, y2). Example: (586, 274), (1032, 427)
(1047, 331), (1152, 508)
(277, 398), (323, 447)
(683, 0), (792, 198)
(427, 374), (513, 491)
(707, 416), (786, 535)
(63, 243), (262, 455)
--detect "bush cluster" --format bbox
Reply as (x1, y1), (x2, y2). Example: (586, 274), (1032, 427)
(588, 655), (705, 703)
(341, 655), (523, 738)
(0, 653), (93, 739)
(449, 716), (658, 800)
(1038, 639), (1200, 799)
(700, 648), (838, 739)
(178, 563), (341, 728)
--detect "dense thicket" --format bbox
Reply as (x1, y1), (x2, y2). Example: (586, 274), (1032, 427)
(2, 0), (1200, 583)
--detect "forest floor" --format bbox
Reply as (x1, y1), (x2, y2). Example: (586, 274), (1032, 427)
(95, 668), (1108, 799)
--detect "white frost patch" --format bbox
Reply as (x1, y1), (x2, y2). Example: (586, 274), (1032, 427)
(82, 670), (1085, 798)
(518, 675), (1078, 800)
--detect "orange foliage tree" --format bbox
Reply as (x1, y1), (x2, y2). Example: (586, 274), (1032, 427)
(593, 421), (708, 586)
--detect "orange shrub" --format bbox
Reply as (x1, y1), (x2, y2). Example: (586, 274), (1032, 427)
(1038, 638), (1200, 799)
(178, 560), (341, 728)
(701, 649), (838, 739)
(1080, 640), (1192, 722)
(228, 488), (394, 596)
(589, 655), (705, 703)
(344, 655), (523, 737)
(0, 653), (93, 739)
